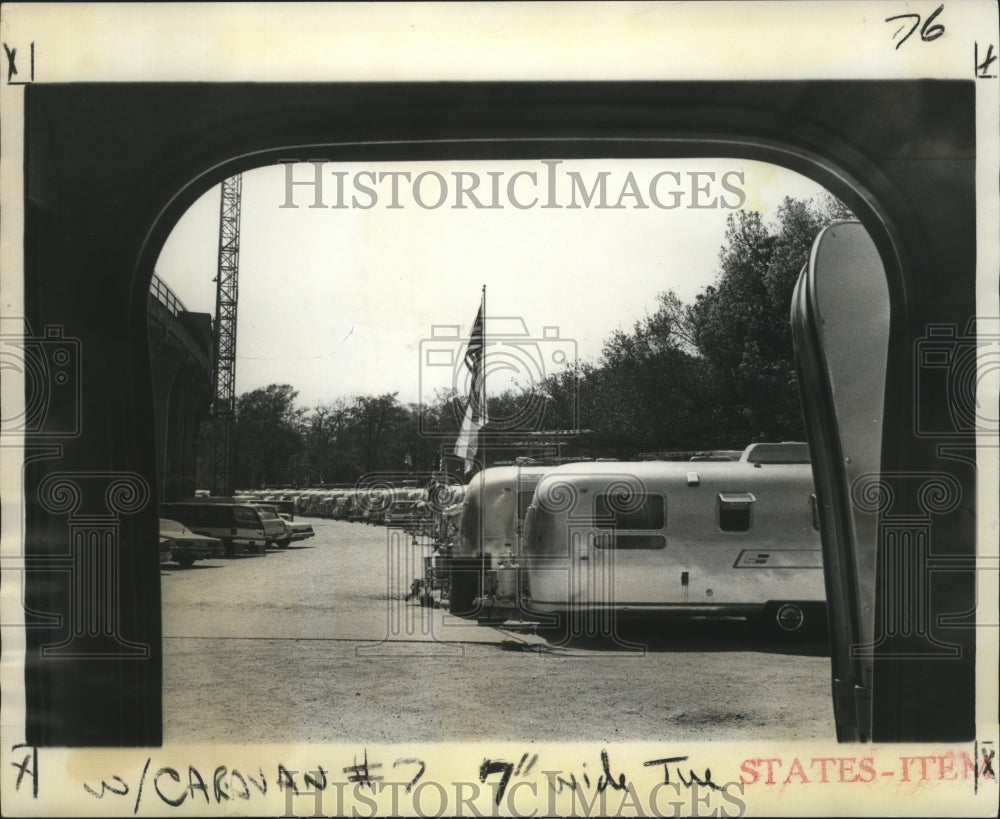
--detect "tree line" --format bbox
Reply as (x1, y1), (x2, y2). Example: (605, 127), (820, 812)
(225, 195), (852, 488)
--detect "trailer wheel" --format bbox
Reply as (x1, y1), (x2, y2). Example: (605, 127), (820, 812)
(762, 602), (827, 640)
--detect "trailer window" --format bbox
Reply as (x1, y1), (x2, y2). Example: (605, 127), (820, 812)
(594, 533), (666, 550)
(594, 493), (665, 530)
(718, 493), (755, 532)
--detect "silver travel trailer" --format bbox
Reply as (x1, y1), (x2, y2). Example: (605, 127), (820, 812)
(520, 454), (824, 633)
(447, 463), (558, 616)
(451, 446), (825, 634)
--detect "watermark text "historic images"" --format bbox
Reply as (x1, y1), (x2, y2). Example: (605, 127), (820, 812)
(278, 160), (747, 211)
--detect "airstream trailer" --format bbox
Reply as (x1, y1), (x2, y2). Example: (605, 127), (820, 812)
(449, 446), (825, 634)
(447, 464), (558, 616)
(519, 453), (824, 634)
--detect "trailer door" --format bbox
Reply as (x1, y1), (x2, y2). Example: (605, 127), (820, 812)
(587, 485), (668, 606)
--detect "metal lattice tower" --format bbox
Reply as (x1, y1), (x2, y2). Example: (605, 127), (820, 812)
(210, 174), (242, 495)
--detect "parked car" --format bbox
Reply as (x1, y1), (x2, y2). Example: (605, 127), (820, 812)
(283, 518), (316, 544)
(253, 503), (315, 547)
(250, 503), (291, 548)
(160, 500), (278, 556)
(159, 518), (224, 567)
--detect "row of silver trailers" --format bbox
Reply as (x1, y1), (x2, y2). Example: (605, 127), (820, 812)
(242, 442), (827, 639)
(432, 442), (827, 639)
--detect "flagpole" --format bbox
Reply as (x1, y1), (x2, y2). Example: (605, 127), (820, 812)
(479, 285), (487, 591)
(480, 284), (486, 473)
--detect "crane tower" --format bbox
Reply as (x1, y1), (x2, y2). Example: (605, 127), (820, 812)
(210, 174), (242, 495)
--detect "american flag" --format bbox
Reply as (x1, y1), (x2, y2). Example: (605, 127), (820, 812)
(464, 303), (485, 373)
(453, 293), (487, 472)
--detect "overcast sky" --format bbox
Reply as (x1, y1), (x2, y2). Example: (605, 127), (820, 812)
(154, 158), (830, 409)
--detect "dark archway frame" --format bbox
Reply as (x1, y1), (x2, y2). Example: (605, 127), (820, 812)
(22, 81), (976, 745)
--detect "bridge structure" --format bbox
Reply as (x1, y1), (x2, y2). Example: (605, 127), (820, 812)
(146, 272), (214, 502)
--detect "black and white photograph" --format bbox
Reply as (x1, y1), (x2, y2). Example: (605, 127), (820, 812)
(1, 2), (997, 816)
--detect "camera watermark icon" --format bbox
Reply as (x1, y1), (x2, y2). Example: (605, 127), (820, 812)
(0, 318), (81, 438)
(914, 319), (1000, 438)
(418, 316), (578, 438)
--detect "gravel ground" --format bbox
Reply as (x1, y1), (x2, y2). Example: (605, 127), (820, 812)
(161, 518), (835, 744)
